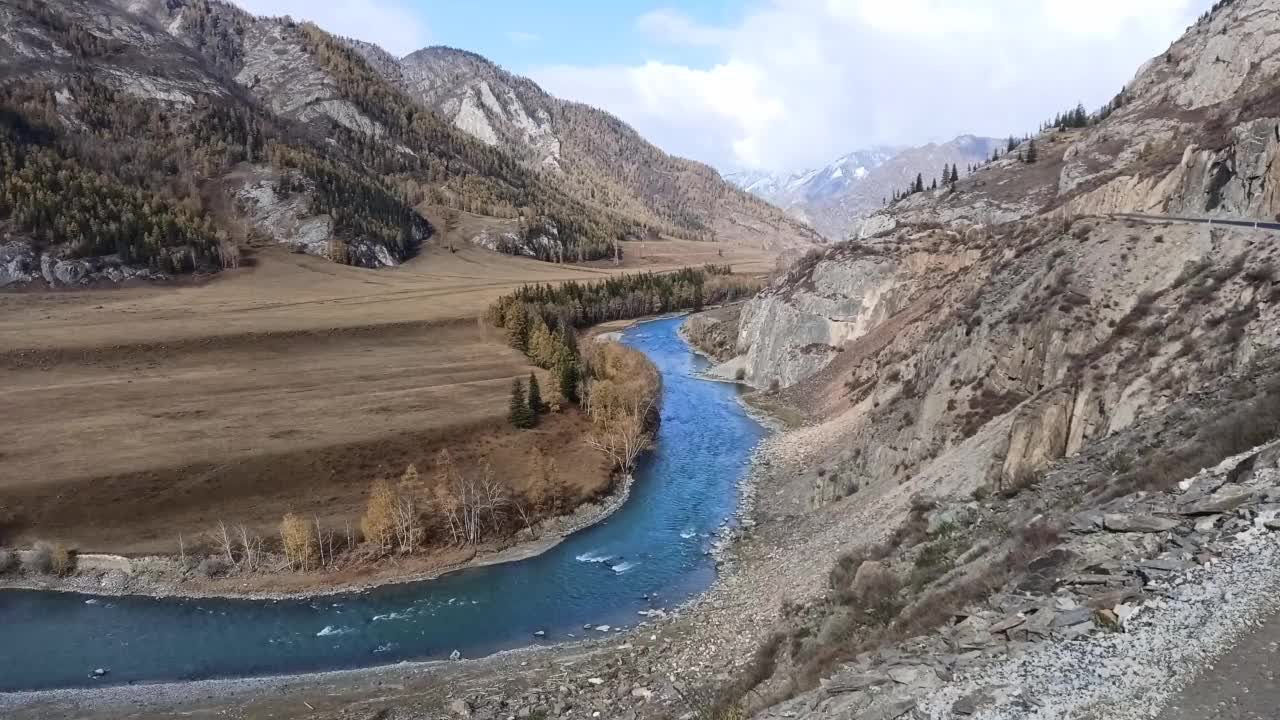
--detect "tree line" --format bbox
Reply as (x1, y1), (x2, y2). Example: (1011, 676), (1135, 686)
(489, 268), (759, 335)
(0, 75), (435, 271)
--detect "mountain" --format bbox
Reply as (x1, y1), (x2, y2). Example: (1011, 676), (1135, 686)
(725, 136), (1002, 239)
(0, 0), (815, 288)
(360, 44), (820, 252)
(723, 146), (900, 208)
(651, 1), (1280, 715)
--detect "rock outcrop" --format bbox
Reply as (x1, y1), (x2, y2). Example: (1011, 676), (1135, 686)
(721, 0), (1280, 496)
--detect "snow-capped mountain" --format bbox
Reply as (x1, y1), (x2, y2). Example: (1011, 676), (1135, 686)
(725, 136), (1002, 239)
(724, 147), (898, 209)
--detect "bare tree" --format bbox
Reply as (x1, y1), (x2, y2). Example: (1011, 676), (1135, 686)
(216, 520), (235, 566)
(237, 525), (261, 572)
(587, 395), (656, 471)
(314, 515), (326, 568)
(393, 464), (426, 553)
(434, 450), (464, 545)
(476, 460), (510, 537)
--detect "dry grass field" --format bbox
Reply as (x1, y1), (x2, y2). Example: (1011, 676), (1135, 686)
(0, 239), (775, 557)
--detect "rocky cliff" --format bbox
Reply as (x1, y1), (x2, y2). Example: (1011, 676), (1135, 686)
(381, 46), (822, 252)
(665, 2), (1280, 715)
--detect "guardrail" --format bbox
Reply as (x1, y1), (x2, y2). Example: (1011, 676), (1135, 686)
(1113, 212), (1280, 231)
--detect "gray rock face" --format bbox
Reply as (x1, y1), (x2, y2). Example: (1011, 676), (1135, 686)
(735, 253), (903, 389)
(2, 240), (166, 288)
(0, 241), (37, 287)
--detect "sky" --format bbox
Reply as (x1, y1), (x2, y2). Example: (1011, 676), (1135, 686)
(231, 0), (1212, 173)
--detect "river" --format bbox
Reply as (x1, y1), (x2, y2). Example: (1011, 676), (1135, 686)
(0, 316), (767, 692)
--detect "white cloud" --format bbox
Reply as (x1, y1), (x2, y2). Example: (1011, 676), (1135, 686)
(230, 0), (428, 56)
(636, 9), (731, 47)
(538, 61), (785, 167)
(832, 0), (996, 35)
(532, 0), (1209, 172)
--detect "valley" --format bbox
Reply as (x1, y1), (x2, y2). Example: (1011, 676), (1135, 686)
(0, 240), (770, 567)
(9, 0), (1280, 718)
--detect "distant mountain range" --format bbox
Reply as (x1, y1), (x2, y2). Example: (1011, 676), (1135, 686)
(725, 136), (1003, 239)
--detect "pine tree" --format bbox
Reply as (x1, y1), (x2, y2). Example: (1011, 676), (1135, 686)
(950, 165), (959, 184)
(1026, 139), (1038, 164)
(527, 372), (543, 418)
(504, 303), (530, 352)
(509, 378), (534, 428)
(558, 358), (580, 405)
(931, 177), (938, 191)
(914, 173), (924, 193)
(941, 163), (950, 187)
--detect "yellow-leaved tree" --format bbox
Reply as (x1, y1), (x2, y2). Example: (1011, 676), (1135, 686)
(280, 513), (314, 571)
(361, 479), (397, 552)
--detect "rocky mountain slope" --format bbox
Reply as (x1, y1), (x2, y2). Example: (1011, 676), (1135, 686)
(675, 0), (1280, 712)
(0, 0), (814, 288)
(358, 44), (820, 252)
(726, 136), (1001, 240)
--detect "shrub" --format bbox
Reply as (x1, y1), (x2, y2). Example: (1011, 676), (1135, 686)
(23, 542), (53, 574)
(281, 513), (316, 570)
(1246, 262), (1275, 283)
(734, 367), (746, 381)
(50, 544), (75, 576)
(1110, 379), (1280, 497)
(196, 557), (230, 578)
(909, 533), (967, 591)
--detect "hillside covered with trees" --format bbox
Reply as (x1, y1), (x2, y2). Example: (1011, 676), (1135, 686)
(0, 0), (810, 286)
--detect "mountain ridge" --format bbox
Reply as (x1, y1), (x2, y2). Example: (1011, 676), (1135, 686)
(0, 0), (815, 288)
(725, 135), (1003, 239)
(374, 43), (821, 251)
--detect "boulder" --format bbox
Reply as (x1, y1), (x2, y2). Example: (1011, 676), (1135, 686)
(1194, 514), (1222, 532)
(824, 671), (888, 695)
(52, 259), (88, 285)
(854, 696), (916, 720)
(1180, 486), (1253, 515)
(449, 649), (462, 661)
(1103, 514), (1179, 533)
(1051, 607), (1094, 628)
(1137, 558), (1190, 573)
(448, 698), (471, 717)
(951, 690), (993, 716)
(1069, 512), (1105, 533)
(989, 614), (1026, 634)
